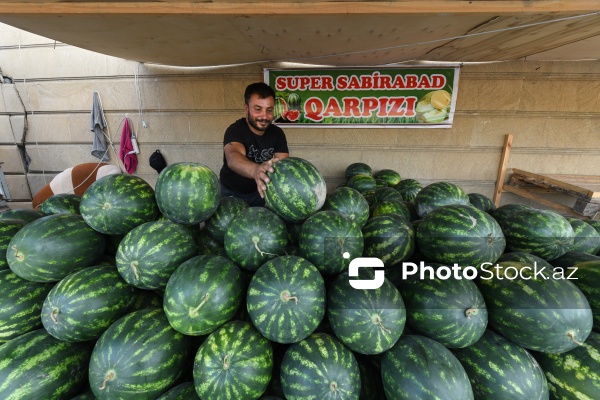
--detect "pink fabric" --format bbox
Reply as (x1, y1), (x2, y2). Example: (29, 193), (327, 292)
(119, 118), (138, 174)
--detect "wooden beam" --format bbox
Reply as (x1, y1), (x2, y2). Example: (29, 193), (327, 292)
(493, 134), (513, 208)
(502, 184), (587, 219)
(512, 169), (600, 199)
(1, 1), (600, 15)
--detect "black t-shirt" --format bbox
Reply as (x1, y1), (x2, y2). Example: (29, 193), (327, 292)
(220, 118), (289, 194)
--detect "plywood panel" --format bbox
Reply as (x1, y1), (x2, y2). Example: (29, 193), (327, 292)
(0, 145), (25, 173)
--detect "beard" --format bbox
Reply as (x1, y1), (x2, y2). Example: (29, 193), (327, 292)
(246, 111), (272, 132)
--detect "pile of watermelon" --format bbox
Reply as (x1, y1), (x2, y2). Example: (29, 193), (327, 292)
(0, 157), (599, 399)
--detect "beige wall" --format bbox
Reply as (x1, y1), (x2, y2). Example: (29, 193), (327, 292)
(1, 23), (598, 210)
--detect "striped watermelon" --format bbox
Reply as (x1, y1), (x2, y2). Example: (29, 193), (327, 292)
(531, 330), (600, 399)
(0, 270), (53, 343)
(490, 203), (532, 227)
(414, 181), (470, 218)
(452, 329), (549, 399)
(467, 192), (496, 213)
(280, 333), (360, 399)
(89, 308), (190, 399)
(567, 217), (600, 254)
(7, 213), (105, 282)
(195, 228), (227, 257)
(80, 174), (159, 235)
(393, 178), (422, 202)
(568, 260), (600, 330)
(224, 207), (287, 271)
(193, 320), (273, 400)
(157, 382), (197, 400)
(416, 204), (505, 266)
(347, 174), (376, 193)
(373, 186), (403, 203)
(398, 267), (487, 348)
(502, 209), (574, 260)
(39, 193), (81, 215)
(374, 178), (388, 188)
(299, 210), (364, 275)
(551, 250), (600, 271)
(323, 186), (370, 228)
(164, 255), (243, 336)
(327, 269), (405, 354)
(371, 200), (411, 221)
(0, 329), (92, 400)
(0, 209), (45, 223)
(345, 162), (372, 181)
(264, 157), (327, 223)
(116, 220), (197, 289)
(381, 335), (474, 399)
(477, 261), (592, 353)
(41, 265), (136, 342)
(247, 255), (325, 343)
(497, 251), (554, 270)
(373, 169), (401, 186)
(205, 196), (248, 244)
(0, 218), (26, 270)
(155, 162), (220, 225)
(362, 214), (415, 266)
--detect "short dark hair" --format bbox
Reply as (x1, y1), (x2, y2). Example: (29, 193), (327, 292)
(244, 82), (276, 105)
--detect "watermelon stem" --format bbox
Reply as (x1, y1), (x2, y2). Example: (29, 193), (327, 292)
(330, 381), (338, 392)
(189, 293), (210, 318)
(252, 237), (278, 257)
(281, 290), (299, 304)
(10, 245), (23, 262)
(372, 315), (391, 334)
(465, 308), (478, 319)
(131, 261), (140, 281)
(567, 331), (584, 346)
(223, 354), (232, 370)
(99, 370), (116, 390)
(50, 308), (59, 323)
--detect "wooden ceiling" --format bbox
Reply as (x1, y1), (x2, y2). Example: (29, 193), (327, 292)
(0, 1), (599, 67)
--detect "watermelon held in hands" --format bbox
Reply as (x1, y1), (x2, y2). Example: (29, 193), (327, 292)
(193, 320), (273, 400)
(80, 174), (159, 235)
(155, 162), (221, 225)
(264, 157), (327, 223)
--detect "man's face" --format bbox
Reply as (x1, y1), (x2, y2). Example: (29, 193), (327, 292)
(245, 94), (275, 133)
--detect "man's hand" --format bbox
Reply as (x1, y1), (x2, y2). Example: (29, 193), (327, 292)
(254, 158), (280, 198)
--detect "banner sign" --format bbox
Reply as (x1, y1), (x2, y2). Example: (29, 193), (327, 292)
(264, 66), (459, 128)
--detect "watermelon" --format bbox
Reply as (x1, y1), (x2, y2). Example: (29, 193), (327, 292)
(41, 265), (136, 342)
(327, 268), (405, 354)
(551, 251), (600, 271)
(195, 228), (227, 257)
(130, 288), (163, 311)
(155, 162), (220, 225)
(224, 207), (287, 271)
(116, 220), (197, 289)
(7, 213), (105, 282)
(323, 186), (369, 228)
(0, 329), (92, 399)
(280, 333), (360, 399)
(157, 382), (198, 400)
(194, 320), (273, 400)
(416, 204), (505, 266)
(497, 251), (554, 270)
(502, 208), (574, 260)
(452, 329), (549, 399)
(299, 210), (364, 275)
(568, 260), (600, 330)
(356, 354), (384, 400)
(39, 193), (81, 215)
(381, 335), (474, 399)
(374, 178), (388, 188)
(477, 261), (592, 353)
(373, 186), (403, 203)
(89, 308), (190, 399)
(362, 214), (415, 266)
(347, 174), (376, 193)
(370, 200), (411, 221)
(373, 169), (401, 186)
(531, 330), (600, 399)
(414, 181), (470, 218)
(164, 254), (243, 336)
(467, 192), (496, 213)
(264, 157), (327, 223)
(0, 218), (26, 270)
(205, 196), (248, 244)
(285, 221), (303, 245)
(345, 162), (372, 181)
(490, 203), (532, 227)
(567, 217), (600, 254)
(247, 255), (325, 343)
(80, 174), (159, 235)
(398, 265), (487, 348)
(0, 209), (45, 223)
(0, 269), (53, 343)
(393, 179), (422, 202)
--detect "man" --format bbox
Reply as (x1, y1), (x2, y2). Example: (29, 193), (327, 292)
(219, 82), (289, 206)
